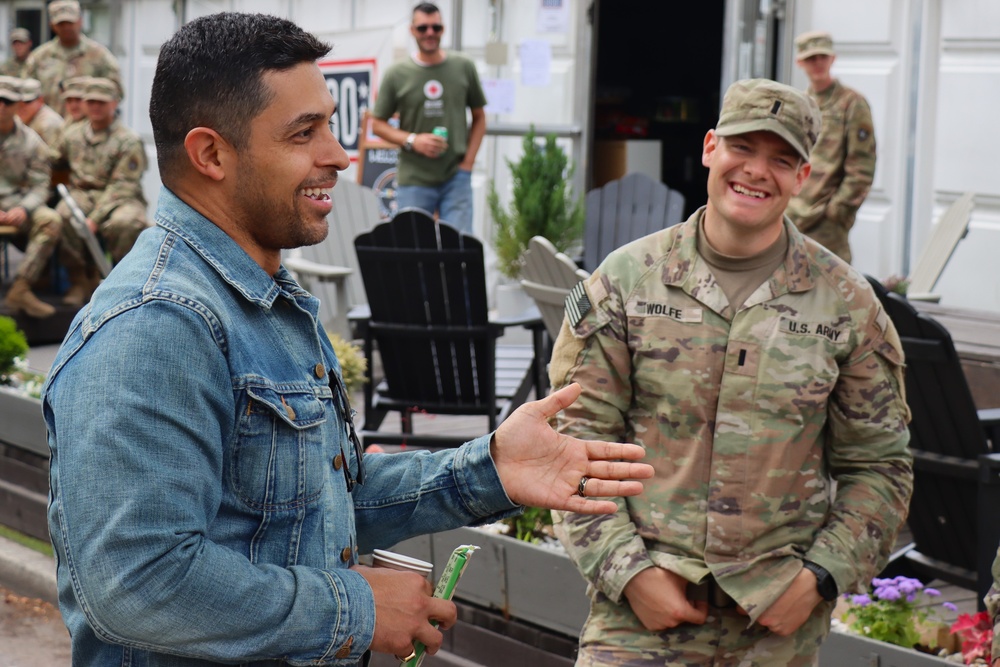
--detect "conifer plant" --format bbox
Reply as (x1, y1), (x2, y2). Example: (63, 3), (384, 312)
(488, 126), (584, 279)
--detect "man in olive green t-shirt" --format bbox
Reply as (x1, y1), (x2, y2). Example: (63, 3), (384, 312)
(371, 2), (486, 234)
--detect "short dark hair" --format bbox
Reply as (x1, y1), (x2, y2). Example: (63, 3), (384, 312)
(149, 12), (330, 182)
(413, 3), (440, 17)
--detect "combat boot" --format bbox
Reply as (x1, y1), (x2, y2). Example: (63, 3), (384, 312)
(4, 278), (56, 318)
(62, 267), (94, 307)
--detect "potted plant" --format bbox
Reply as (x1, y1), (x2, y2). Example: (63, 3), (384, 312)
(0, 315), (47, 457)
(820, 575), (965, 665)
(488, 126), (585, 314)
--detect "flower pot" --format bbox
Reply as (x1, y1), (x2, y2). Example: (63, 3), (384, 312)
(393, 525), (589, 637)
(495, 282), (534, 319)
(0, 386), (46, 456)
(819, 629), (953, 666)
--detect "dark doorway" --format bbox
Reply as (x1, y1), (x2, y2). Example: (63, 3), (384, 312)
(590, 0), (726, 218)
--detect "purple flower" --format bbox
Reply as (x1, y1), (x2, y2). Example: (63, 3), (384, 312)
(943, 602), (958, 612)
(875, 586), (902, 601)
(896, 577), (922, 594)
(925, 588), (941, 597)
(851, 594), (872, 607)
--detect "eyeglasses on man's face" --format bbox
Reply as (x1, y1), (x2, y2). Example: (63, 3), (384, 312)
(0, 97), (17, 106)
(415, 23), (443, 34)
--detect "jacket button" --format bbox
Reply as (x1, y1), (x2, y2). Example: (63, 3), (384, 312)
(341, 546), (352, 562)
(314, 363), (326, 379)
(334, 635), (354, 658)
(333, 453), (343, 470)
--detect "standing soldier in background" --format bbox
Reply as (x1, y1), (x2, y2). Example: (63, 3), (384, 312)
(24, 0), (121, 117)
(54, 77), (146, 306)
(786, 31), (876, 264)
(0, 76), (63, 318)
(17, 77), (64, 146)
(1, 28), (33, 77)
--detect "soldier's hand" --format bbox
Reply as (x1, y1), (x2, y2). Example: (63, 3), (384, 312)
(756, 567), (822, 636)
(624, 567), (708, 630)
(491, 383), (653, 515)
(4, 206), (27, 227)
(353, 564), (457, 658)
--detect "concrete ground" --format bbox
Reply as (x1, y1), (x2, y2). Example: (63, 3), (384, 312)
(0, 584), (70, 666)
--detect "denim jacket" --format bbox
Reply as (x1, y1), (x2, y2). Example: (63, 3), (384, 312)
(43, 188), (518, 666)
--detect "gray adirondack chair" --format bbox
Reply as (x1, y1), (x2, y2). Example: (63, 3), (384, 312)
(907, 192), (975, 302)
(284, 180), (382, 338)
(583, 172), (685, 272)
(520, 236), (590, 341)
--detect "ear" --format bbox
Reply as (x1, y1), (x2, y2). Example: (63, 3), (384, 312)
(183, 127), (231, 182)
(702, 129), (719, 168)
(792, 161), (812, 196)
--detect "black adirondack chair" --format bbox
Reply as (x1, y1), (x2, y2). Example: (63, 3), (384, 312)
(582, 172), (685, 272)
(354, 209), (538, 448)
(867, 276), (1000, 605)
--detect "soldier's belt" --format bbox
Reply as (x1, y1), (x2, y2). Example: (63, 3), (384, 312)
(686, 576), (737, 609)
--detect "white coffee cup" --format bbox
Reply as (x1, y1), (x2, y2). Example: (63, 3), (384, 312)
(371, 549), (434, 577)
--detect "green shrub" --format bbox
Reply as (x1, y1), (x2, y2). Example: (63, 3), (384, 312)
(0, 316), (28, 381)
(328, 333), (367, 395)
(488, 127), (584, 279)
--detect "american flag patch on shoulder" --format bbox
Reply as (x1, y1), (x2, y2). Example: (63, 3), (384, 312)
(565, 281), (592, 328)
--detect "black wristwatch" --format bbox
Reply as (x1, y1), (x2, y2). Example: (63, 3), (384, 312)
(802, 560), (838, 601)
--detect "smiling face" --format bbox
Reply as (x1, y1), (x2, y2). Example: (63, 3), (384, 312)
(702, 129), (810, 255)
(411, 10), (444, 58)
(227, 61), (349, 267)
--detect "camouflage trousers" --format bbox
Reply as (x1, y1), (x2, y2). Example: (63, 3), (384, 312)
(7, 205), (62, 283)
(575, 593), (835, 667)
(56, 189), (148, 271)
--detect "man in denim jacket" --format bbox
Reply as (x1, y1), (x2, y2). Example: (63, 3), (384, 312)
(42, 13), (653, 667)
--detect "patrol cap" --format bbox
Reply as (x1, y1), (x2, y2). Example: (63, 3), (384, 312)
(0, 75), (21, 102)
(10, 27), (31, 43)
(61, 75), (92, 99)
(49, 0), (81, 24)
(83, 77), (120, 102)
(796, 31), (835, 60)
(19, 77), (41, 101)
(714, 78), (821, 161)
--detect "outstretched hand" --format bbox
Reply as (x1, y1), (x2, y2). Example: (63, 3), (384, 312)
(491, 383), (653, 514)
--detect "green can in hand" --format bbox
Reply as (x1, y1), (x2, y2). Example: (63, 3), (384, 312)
(432, 126), (448, 141)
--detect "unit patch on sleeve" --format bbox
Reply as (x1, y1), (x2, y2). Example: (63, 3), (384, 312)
(565, 281), (591, 328)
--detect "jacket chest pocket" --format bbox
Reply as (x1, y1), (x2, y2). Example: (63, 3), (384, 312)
(233, 387), (329, 511)
(756, 317), (846, 415)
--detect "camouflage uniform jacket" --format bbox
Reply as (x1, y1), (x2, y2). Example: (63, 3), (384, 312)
(987, 546), (1000, 661)
(23, 34), (121, 115)
(550, 208), (913, 623)
(27, 102), (64, 147)
(0, 57), (25, 77)
(0, 116), (53, 213)
(56, 118), (146, 226)
(787, 81), (876, 250)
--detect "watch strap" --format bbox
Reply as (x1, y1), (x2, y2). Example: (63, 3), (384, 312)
(802, 560), (838, 601)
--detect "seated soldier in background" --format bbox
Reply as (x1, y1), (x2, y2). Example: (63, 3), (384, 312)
(54, 77), (147, 306)
(0, 76), (63, 318)
(17, 77), (64, 147)
(59, 75), (92, 125)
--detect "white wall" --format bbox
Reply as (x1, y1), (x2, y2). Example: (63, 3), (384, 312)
(793, 0), (1000, 312)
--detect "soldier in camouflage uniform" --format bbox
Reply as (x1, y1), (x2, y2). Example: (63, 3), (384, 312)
(786, 32), (876, 264)
(987, 547), (1000, 666)
(549, 79), (913, 666)
(1, 28), (32, 77)
(59, 75), (91, 125)
(55, 77), (147, 305)
(0, 76), (63, 318)
(16, 77), (64, 147)
(23, 0), (121, 117)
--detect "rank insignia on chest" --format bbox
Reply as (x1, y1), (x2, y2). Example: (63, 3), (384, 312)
(565, 281), (591, 328)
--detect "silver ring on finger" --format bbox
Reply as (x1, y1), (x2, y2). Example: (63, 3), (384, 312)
(577, 475), (590, 497)
(396, 650), (417, 662)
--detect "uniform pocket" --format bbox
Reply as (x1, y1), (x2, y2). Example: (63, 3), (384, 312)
(232, 386), (328, 510)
